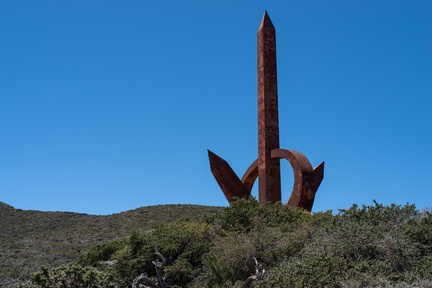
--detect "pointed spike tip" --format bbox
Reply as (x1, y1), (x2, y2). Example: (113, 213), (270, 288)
(259, 10), (274, 30)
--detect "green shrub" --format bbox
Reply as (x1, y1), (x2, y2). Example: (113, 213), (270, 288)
(26, 265), (116, 288)
(98, 221), (213, 287)
(165, 257), (197, 287)
(404, 211), (432, 253)
(151, 221), (212, 266)
(204, 198), (308, 232)
(337, 200), (418, 229)
(305, 220), (384, 261)
(410, 255), (432, 280)
(257, 254), (347, 288)
(78, 238), (127, 266)
(200, 233), (260, 285)
(304, 206), (420, 280)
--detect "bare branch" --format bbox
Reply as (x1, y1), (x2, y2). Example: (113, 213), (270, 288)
(241, 275), (258, 288)
(154, 249), (167, 266)
(132, 276), (159, 288)
(132, 249), (166, 288)
(241, 256), (265, 288)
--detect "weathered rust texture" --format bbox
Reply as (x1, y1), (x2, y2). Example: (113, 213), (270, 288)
(240, 149), (324, 211)
(208, 150), (250, 202)
(208, 11), (324, 212)
(257, 11), (281, 204)
(272, 149), (324, 211)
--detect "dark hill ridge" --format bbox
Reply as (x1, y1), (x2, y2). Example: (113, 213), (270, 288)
(0, 201), (14, 210)
(0, 202), (223, 280)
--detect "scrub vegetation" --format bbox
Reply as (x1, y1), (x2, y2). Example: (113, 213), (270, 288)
(1, 199), (431, 287)
(0, 202), (221, 287)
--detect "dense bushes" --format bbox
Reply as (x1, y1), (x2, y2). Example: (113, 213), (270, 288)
(256, 201), (432, 287)
(20, 199), (432, 288)
(204, 199), (309, 232)
(28, 265), (116, 288)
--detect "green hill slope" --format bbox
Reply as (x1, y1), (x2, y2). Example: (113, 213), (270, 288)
(2, 200), (431, 288)
(0, 202), (222, 281)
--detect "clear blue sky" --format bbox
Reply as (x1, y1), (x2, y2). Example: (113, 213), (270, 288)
(1, 0), (431, 215)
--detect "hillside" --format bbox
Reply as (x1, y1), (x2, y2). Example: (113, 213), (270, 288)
(2, 200), (431, 288)
(0, 201), (223, 282)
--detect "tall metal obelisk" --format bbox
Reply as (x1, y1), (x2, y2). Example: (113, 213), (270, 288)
(257, 11), (281, 203)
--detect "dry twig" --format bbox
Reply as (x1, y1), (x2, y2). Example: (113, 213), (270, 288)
(241, 256), (265, 288)
(132, 249), (167, 288)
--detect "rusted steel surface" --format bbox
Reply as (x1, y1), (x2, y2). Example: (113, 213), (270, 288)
(271, 149), (324, 212)
(240, 149), (324, 211)
(241, 159), (259, 193)
(257, 11), (281, 204)
(208, 11), (324, 212)
(208, 150), (250, 202)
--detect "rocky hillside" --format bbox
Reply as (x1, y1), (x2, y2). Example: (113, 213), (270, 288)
(0, 201), (222, 280)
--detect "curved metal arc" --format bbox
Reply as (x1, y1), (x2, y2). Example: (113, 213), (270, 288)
(241, 159), (259, 193)
(240, 149), (321, 211)
(270, 149), (314, 209)
(209, 148), (323, 211)
(241, 148), (311, 192)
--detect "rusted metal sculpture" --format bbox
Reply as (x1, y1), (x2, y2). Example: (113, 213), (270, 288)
(208, 11), (324, 212)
